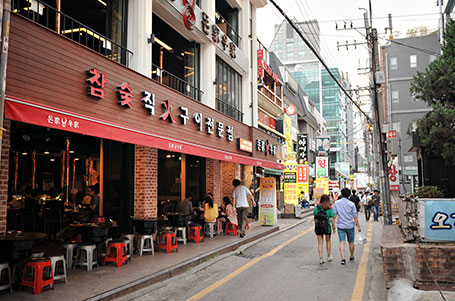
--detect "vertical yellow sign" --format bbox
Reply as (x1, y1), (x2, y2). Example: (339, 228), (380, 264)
(284, 152), (298, 205)
(316, 178), (329, 194)
(284, 114), (293, 155)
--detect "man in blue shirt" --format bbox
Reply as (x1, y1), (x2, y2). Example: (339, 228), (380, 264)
(333, 187), (361, 265)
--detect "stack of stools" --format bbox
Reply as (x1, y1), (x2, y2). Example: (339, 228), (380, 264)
(188, 224), (204, 243)
(121, 234), (136, 259)
(174, 227), (187, 245)
(73, 243), (99, 271)
(137, 234), (154, 256)
(158, 231), (178, 254)
(0, 260), (13, 293)
(204, 222), (217, 238)
(61, 242), (78, 269)
(225, 222), (238, 236)
(48, 255), (67, 284)
(20, 257), (54, 294)
(104, 239), (128, 267)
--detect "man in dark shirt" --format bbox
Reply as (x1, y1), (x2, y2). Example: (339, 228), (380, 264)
(372, 190), (381, 221)
(176, 193), (193, 215)
(349, 190), (361, 212)
(88, 185), (100, 215)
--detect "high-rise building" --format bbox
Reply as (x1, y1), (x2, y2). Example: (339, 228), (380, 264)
(270, 19), (351, 179)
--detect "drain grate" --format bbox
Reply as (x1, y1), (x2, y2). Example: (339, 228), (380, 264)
(235, 252), (257, 259)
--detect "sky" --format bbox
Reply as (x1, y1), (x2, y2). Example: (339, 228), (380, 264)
(257, 0), (441, 105)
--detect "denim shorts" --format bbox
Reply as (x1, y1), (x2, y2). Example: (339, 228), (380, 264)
(338, 228), (355, 242)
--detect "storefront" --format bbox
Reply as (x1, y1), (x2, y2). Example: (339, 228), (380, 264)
(0, 13), (282, 234)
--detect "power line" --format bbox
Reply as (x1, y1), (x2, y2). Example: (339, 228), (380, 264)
(316, 13), (440, 24)
(268, 0), (372, 125)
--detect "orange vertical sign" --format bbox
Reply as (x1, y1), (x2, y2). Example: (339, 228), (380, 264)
(298, 164), (308, 184)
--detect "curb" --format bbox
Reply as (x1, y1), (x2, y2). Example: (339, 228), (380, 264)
(85, 212), (313, 301)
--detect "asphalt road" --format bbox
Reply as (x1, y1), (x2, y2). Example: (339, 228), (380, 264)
(116, 214), (383, 301)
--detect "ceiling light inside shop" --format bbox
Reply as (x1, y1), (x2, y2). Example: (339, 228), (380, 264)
(50, 158), (55, 162)
(69, 150), (75, 153)
(166, 154), (172, 158)
(44, 151), (50, 155)
(97, 0), (107, 6)
(74, 158), (80, 161)
(154, 37), (173, 52)
(22, 152), (28, 155)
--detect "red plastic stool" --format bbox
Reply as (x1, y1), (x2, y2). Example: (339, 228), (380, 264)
(225, 222), (238, 236)
(246, 218), (250, 230)
(188, 225), (204, 243)
(103, 239), (127, 267)
(20, 257), (54, 294)
(158, 232), (178, 254)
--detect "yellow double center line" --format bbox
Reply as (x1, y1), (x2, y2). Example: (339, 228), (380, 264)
(187, 227), (314, 301)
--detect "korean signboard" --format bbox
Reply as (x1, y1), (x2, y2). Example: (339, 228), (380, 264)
(389, 156), (400, 191)
(424, 199), (455, 241)
(316, 178), (329, 195)
(387, 130), (397, 139)
(316, 156), (328, 178)
(259, 177), (277, 226)
(297, 134), (307, 162)
(316, 136), (330, 154)
(284, 114), (293, 156)
(297, 165), (308, 184)
(284, 152), (298, 205)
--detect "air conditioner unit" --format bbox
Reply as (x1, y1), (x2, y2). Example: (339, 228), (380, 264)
(376, 71), (385, 84)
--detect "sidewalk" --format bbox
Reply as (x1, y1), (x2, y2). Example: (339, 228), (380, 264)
(0, 212), (311, 301)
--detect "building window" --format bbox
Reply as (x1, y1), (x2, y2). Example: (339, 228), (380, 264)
(391, 90), (399, 103)
(410, 120), (418, 132)
(215, 56), (243, 122)
(404, 155), (413, 163)
(216, 0), (240, 47)
(392, 121), (401, 133)
(410, 54), (417, 68)
(390, 57), (397, 70)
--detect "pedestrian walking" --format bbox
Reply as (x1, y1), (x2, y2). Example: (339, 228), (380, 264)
(362, 191), (372, 221)
(349, 190), (361, 212)
(232, 179), (255, 238)
(333, 187), (361, 265)
(313, 194), (335, 264)
(372, 190), (381, 221)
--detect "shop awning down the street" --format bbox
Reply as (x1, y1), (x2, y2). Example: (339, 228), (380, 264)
(5, 96), (283, 170)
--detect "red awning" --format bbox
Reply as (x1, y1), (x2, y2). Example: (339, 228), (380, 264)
(5, 96), (283, 170)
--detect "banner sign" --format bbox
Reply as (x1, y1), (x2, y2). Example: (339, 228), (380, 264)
(424, 199), (455, 241)
(297, 164), (308, 184)
(259, 177), (277, 226)
(316, 178), (329, 194)
(316, 156), (328, 178)
(284, 152), (298, 205)
(297, 134), (307, 162)
(284, 114), (293, 155)
(389, 156), (400, 191)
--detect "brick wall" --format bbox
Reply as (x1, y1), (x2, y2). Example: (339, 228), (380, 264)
(220, 161), (236, 201)
(206, 159), (221, 205)
(0, 120), (10, 234)
(381, 225), (455, 291)
(134, 146), (158, 219)
(414, 245), (455, 291)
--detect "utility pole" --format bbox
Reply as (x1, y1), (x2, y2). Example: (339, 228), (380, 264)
(365, 2), (393, 225)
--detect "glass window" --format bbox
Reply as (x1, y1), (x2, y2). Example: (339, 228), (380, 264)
(392, 90), (399, 103)
(404, 155), (413, 163)
(390, 57), (397, 70)
(410, 54), (417, 68)
(215, 56), (243, 122)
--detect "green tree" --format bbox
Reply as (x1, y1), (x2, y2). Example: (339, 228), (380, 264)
(410, 20), (455, 166)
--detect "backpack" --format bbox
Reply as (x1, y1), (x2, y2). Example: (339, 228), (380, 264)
(314, 205), (330, 234)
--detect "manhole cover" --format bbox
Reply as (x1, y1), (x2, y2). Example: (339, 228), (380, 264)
(298, 264), (328, 270)
(235, 253), (257, 259)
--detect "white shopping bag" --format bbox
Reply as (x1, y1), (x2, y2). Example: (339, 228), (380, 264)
(354, 231), (367, 245)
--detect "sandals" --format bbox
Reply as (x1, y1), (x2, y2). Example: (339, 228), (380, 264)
(319, 257), (325, 265)
(341, 259), (346, 265)
(350, 257), (355, 261)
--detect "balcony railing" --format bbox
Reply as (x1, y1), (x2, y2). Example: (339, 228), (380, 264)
(216, 98), (243, 122)
(259, 85), (283, 108)
(152, 64), (203, 102)
(12, 0), (133, 66)
(215, 11), (241, 48)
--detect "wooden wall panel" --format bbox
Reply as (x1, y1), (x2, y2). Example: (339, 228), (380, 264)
(6, 14), (279, 164)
